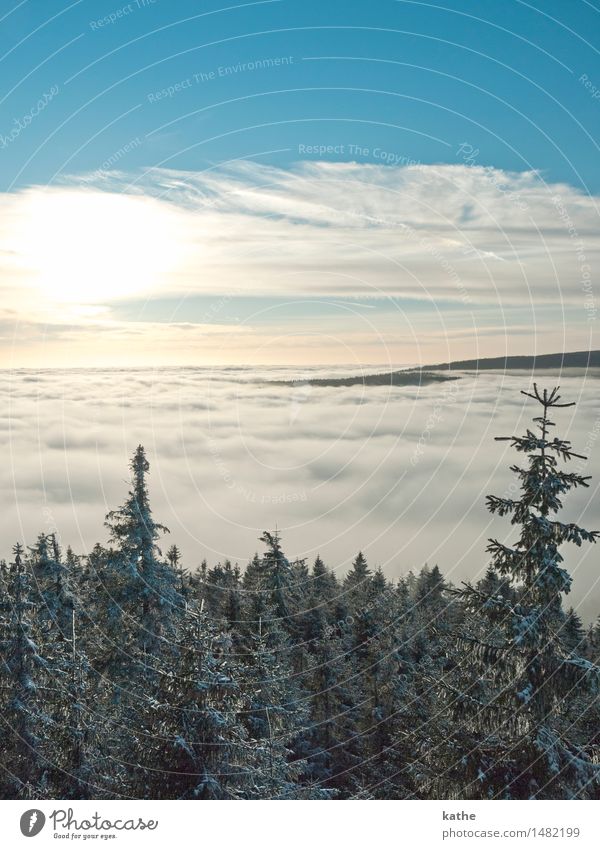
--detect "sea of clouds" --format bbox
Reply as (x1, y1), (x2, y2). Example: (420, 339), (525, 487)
(1, 366), (599, 619)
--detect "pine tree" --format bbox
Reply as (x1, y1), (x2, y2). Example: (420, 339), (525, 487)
(455, 385), (600, 799)
(99, 448), (185, 795)
(288, 556), (353, 792)
(31, 534), (74, 638)
(54, 610), (104, 798)
(311, 555), (337, 599)
(223, 562), (242, 631)
(259, 531), (293, 622)
(350, 566), (433, 798)
(344, 551), (371, 599)
(102, 446), (183, 686)
(132, 605), (248, 799)
(299, 607), (361, 794)
(0, 545), (48, 798)
(167, 545), (188, 602)
(239, 612), (307, 798)
(29, 534), (103, 798)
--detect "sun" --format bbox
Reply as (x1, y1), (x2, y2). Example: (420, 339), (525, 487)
(13, 188), (184, 303)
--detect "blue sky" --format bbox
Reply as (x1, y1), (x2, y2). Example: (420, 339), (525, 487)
(1, 0), (599, 190)
(0, 0), (599, 366)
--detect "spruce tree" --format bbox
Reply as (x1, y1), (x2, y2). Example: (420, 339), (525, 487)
(259, 531), (293, 622)
(103, 446), (183, 686)
(132, 605), (248, 799)
(0, 545), (48, 798)
(456, 385), (600, 798)
(100, 448), (184, 795)
(29, 534), (102, 798)
(344, 551), (371, 599)
(240, 613), (304, 797)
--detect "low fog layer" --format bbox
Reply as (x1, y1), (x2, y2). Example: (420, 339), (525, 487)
(1, 366), (599, 619)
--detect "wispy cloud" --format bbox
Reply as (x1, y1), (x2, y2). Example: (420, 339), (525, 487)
(0, 161), (598, 364)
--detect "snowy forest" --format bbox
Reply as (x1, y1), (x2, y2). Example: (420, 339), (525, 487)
(1, 384), (599, 801)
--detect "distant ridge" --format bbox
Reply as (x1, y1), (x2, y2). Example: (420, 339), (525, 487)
(271, 370), (456, 388)
(422, 350), (600, 372)
(272, 350), (600, 389)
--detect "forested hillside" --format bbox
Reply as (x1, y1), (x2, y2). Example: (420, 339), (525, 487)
(1, 385), (599, 800)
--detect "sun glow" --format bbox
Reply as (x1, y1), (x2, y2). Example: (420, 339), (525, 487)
(12, 188), (184, 303)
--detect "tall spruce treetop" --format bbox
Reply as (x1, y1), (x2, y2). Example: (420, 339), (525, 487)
(485, 386), (598, 729)
(102, 446), (182, 687)
(345, 552), (371, 589)
(259, 531), (292, 621)
(344, 552), (372, 610)
(105, 446), (168, 575)
(31, 533), (75, 639)
(457, 384), (600, 798)
(486, 385), (598, 615)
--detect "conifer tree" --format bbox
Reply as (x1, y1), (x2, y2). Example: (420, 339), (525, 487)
(259, 531), (293, 621)
(239, 610), (320, 798)
(349, 566), (426, 798)
(132, 605), (248, 799)
(311, 555), (338, 600)
(455, 385), (600, 798)
(299, 609), (361, 793)
(96, 448), (185, 795)
(29, 534), (102, 798)
(344, 551), (371, 599)
(31, 534), (74, 638)
(103, 446), (183, 684)
(0, 545), (48, 798)
(167, 545), (188, 601)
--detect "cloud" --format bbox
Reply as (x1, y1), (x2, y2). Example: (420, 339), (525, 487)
(1, 161), (598, 302)
(1, 367), (599, 619)
(0, 161), (598, 364)
(53, 160), (600, 303)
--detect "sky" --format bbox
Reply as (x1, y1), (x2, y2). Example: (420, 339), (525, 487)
(1, 3), (600, 613)
(0, 0), (599, 366)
